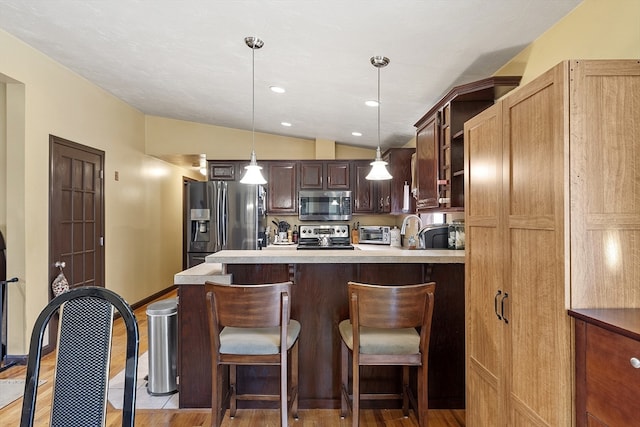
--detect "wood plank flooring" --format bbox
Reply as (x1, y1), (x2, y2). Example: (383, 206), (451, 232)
(0, 289), (465, 426)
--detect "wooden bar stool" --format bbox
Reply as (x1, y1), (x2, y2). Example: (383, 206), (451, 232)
(339, 281), (436, 427)
(205, 281), (300, 427)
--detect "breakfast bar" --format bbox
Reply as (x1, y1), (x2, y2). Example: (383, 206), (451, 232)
(175, 248), (465, 410)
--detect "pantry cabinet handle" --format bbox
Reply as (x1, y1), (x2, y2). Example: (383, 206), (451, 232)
(631, 357), (640, 369)
(494, 290), (502, 320)
(501, 292), (509, 324)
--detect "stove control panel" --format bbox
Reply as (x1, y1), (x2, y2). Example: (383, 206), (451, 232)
(299, 225), (350, 238)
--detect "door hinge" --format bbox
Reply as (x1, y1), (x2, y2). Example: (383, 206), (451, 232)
(99, 169), (104, 179)
(99, 236), (104, 246)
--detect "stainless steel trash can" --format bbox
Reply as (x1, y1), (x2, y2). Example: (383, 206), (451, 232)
(146, 298), (178, 395)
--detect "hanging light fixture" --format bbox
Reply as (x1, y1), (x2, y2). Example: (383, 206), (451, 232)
(240, 36), (267, 185)
(366, 55), (393, 181)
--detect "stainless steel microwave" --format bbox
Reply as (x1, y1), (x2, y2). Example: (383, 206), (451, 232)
(299, 190), (352, 221)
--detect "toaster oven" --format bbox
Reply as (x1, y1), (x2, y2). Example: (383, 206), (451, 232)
(358, 226), (391, 245)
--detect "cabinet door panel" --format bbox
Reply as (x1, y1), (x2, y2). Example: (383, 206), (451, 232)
(569, 61), (640, 309)
(585, 324), (640, 427)
(327, 162), (350, 189)
(353, 161), (375, 213)
(208, 162), (237, 181)
(464, 105), (505, 426)
(300, 162), (323, 189)
(416, 115), (439, 210)
(502, 63), (571, 427)
(267, 162), (297, 213)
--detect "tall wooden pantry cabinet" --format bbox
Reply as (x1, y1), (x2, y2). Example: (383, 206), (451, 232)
(464, 60), (640, 426)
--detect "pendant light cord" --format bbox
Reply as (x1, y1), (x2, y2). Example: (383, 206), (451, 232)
(377, 65), (381, 151)
(252, 44), (256, 153)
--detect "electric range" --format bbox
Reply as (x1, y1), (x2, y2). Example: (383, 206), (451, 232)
(296, 224), (354, 250)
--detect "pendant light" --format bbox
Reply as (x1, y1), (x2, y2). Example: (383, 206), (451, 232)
(240, 36), (267, 185)
(366, 55), (393, 181)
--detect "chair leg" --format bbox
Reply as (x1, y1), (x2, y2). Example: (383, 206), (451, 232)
(230, 364), (237, 418)
(417, 364), (428, 427)
(340, 339), (349, 418)
(352, 354), (360, 427)
(402, 365), (410, 417)
(211, 362), (222, 427)
(280, 347), (287, 427)
(290, 340), (299, 420)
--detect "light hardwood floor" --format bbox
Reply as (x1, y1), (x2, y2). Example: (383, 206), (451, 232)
(0, 289), (465, 426)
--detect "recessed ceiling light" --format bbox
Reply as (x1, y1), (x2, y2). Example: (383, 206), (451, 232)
(281, 122), (292, 127)
(365, 100), (378, 107)
(352, 132), (362, 137)
(270, 86), (286, 94)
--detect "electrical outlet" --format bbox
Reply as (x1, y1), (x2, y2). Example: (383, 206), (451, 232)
(115, 171), (119, 181)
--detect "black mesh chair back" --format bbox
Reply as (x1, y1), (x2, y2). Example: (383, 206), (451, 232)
(20, 286), (139, 427)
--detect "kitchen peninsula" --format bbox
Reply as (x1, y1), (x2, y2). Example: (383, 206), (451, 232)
(175, 248), (465, 410)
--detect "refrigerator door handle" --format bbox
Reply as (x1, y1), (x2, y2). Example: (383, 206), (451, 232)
(220, 182), (227, 249)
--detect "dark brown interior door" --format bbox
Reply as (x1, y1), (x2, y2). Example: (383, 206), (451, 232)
(49, 135), (105, 297)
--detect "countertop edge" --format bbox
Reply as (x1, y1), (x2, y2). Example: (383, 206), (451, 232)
(174, 262), (232, 285)
(204, 249), (465, 264)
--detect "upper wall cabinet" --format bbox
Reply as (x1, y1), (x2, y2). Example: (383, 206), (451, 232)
(383, 148), (415, 214)
(352, 149), (414, 215)
(266, 161), (297, 214)
(208, 162), (237, 181)
(299, 161), (350, 190)
(352, 160), (377, 213)
(414, 76), (520, 212)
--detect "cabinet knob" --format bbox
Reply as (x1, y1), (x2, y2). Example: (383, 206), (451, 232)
(631, 357), (640, 369)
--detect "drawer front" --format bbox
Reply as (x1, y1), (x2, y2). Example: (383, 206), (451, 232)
(585, 324), (640, 425)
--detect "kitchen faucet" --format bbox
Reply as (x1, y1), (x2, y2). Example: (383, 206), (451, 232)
(400, 214), (423, 235)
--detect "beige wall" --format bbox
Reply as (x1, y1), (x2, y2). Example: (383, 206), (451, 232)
(145, 115), (376, 161)
(496, 0), (640, 83)
(0, 30), (200, 353)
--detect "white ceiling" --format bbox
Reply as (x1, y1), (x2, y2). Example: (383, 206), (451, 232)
(0, 0), (582, 152)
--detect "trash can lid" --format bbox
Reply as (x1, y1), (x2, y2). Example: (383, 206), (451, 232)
(146, 298), (177, 315)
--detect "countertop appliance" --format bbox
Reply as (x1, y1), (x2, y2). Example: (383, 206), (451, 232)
(358, 226), (391, 245)
(417, 224), (449, 249)
(186, 181), (266, 267)
(299, 190), (352, 221)
(296, 224), (354, 250)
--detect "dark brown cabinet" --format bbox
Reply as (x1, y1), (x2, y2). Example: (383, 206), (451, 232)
(266, 162), (297, 214)
(207, 161), (237, 181)
(326, 162), (350, 189)
(414, 76), (520, 212)
(178, 261), (465, 409)
(383, 148), (415, 214)
(352, 161), (376, 213)
(352, 150), (414, 215)
(415, 116), (439, 210)
(299, 162), (323, 189)
(351, 160), (391, 214)
(570, 309), (640, 427)
(299, 161), (350, 190)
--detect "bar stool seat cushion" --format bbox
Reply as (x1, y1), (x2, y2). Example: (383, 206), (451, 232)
(220, 320), (301, 355)
(338, 319), (419, 355)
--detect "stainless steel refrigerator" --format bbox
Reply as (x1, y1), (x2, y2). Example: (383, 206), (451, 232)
(186, 181), (266, 267)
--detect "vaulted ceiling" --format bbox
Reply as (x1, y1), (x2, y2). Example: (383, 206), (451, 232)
(0, 0), (582, 150)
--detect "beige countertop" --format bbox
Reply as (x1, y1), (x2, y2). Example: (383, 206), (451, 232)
(174, 262), (232, 285)
(205, 246), (464, 264)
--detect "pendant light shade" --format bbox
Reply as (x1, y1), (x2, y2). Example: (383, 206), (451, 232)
(366, 147), (393, 180)
(240, 36), (267, 185)
(366, 56), (393, 181)
(366, 55), (392, 181)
